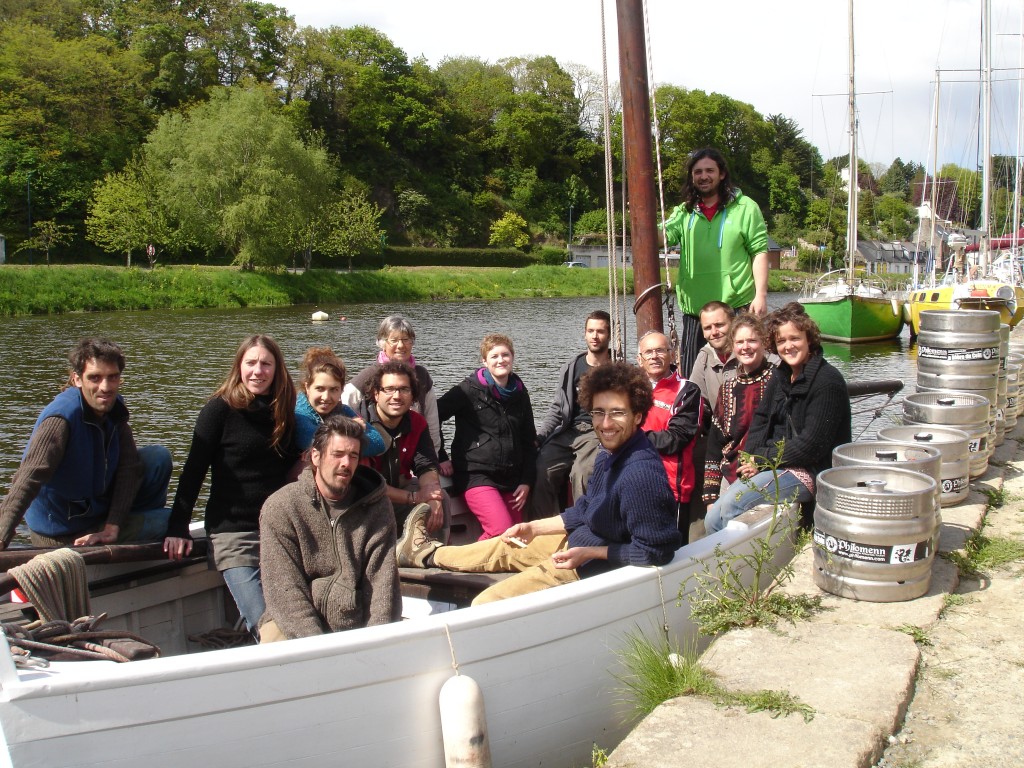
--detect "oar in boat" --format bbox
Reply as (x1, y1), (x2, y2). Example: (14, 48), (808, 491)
(0, 540), (209, 595)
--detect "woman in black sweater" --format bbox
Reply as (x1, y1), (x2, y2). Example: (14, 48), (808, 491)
(704, 303), (851, 534)
(166, 335), (298, 633)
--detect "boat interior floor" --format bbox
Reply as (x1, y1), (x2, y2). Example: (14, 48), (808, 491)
(399, 568), (514, 608)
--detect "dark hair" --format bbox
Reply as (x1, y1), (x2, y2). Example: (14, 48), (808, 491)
(310, 415), (365, 457)
(682, 147), (736, 213)
(300, 346), (346, 388)
(366, 360), (419, 401)
(728, 312), (768, 347)
(578, 361), (654, 420)
(698, 300), (735, 319)
(68, 338), (125, 377)
(214, 335), (296, 452)
(585, 310), (611, 331)
(765, 302), (823, 356)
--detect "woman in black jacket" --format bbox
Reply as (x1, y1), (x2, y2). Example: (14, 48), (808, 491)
(438, 334), (537, 539)
(704, 303), (851, 533)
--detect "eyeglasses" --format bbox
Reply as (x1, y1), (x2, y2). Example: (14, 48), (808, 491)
(590, 409), (631, 423)
(385, 336), (411, 346)
(379, 386), (412, 396)
(640, 347), (669, 359)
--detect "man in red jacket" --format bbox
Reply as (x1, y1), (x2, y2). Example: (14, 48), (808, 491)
(636, 332), (702, 534)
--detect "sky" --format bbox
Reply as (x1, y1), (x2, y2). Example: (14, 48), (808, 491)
(277, 0), (1024, 172)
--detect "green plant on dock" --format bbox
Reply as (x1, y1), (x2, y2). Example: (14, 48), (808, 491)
(894, 623), (933, 646)
(615, 630), (815, 722)
(590, 743), (609, 767)
(982, 486), (1007, 507)
(943, 520), (1024, 577)
(679, 443), (821, 636)
(938, 592), (975, 618)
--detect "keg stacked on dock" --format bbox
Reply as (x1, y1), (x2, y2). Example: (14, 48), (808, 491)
(911, 309), (1001, 474)
(812, 466), (938, 602)
(876, 426), (971, 506)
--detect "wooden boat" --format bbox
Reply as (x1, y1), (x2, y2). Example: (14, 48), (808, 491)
(798, 1), (903, 343)
(801, 271), (905, 343)
(0, 509), (794, 767)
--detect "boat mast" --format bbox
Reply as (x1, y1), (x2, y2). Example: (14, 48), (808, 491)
(980, 0), (992, 274)
(847, 0), (858, 281)
(616, 0), (662, 340)
(929, 70), (940, 281)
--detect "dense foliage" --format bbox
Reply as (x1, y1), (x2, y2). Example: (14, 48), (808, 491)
(1, 0), (1015, 270)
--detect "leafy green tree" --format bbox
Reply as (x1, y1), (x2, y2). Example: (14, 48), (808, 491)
(15, 219), (74, 265)
(86, 163), (171, 266)
(875, 194), (917, 241)
(142, 86), (335, 269)
(320, 188), (385, 270)
(489, 212), (529, 249)
(0, 20), (152, 248)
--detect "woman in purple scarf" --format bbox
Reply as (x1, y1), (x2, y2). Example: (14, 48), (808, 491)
(437, 334), (538, 539)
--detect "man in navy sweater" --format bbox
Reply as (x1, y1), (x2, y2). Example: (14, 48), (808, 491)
(397, 362), (681, 605)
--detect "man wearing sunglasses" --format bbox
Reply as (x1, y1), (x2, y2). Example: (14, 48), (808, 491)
(358, 360), (449, 542)
(395, 362), (680, 605)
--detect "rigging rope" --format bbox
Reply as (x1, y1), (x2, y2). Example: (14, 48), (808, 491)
(599, 0), (624, 361)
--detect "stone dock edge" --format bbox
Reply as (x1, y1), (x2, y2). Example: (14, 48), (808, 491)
(606, 426), (1019, 768)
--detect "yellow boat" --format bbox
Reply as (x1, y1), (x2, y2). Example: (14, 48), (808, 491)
(906, 278), (1024, 337)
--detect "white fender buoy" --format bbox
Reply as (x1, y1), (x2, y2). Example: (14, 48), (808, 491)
(439, 674), (492, 768)
(311, 310), (328, 322)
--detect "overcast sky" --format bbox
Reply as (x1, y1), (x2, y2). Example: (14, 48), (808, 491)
(278, 0), (1023, 172)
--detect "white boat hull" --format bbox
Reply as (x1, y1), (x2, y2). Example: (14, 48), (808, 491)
(0, 509), (793, 767)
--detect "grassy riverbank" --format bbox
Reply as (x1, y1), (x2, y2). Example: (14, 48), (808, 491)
(0, 264), (808, 316)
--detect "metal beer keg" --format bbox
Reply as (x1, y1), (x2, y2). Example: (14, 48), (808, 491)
(903, 393), (991, 477)
(813, 467), (937, 602)
(876, 426), (970, 506)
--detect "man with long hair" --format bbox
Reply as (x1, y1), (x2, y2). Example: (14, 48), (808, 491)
(664, 147), (769, 375)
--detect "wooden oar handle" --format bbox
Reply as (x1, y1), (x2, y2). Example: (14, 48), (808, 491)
(0, 540), (210, 596)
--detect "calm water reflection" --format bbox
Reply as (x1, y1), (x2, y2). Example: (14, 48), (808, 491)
(0, 293), (916, 533)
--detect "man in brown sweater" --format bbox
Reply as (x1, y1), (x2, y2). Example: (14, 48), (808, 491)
(258, 416), (402, 642)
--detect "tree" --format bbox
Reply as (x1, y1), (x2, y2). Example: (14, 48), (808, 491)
(320, 188), (385, 271)
(86, 163), (170, 266)
(489, 212), (529, 249)
(15, 220), (74, 265)
(875, 194), (917, 241)
(141, 86), (335, 269)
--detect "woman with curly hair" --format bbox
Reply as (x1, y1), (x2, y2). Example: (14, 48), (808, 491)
(703, 303), (850, 534)
(166, 335), (300, 634)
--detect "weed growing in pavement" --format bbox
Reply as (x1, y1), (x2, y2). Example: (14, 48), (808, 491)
(590, 744), (609, 767)
(939, 592), (975, 618)
(679, 444), (821, 636)
(615, 630), (815, 722)
(982, 486), (1007, 507)
(895, 624), (933, 646)
(943, 520), (1024, 577)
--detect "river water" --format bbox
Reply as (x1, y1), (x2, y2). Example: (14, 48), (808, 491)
(0, 293), (918, 537)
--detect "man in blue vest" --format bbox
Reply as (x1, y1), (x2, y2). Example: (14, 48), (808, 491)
(0, 338), (172, 551)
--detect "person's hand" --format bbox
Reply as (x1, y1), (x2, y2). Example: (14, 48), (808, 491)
(74, 524), (119, 547)
(501, 522), (535, 546)
(551, 547), (592, 570)
(439, 461), (454, 477)
(737, 459), (758, 479)
(749, 295), (769, 316)
(509, 484), (530, 512)
(164, 536), (194, 561)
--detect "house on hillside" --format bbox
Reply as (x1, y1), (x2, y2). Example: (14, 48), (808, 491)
(858, 240), (915, 275)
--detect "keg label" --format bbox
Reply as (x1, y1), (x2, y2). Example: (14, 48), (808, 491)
(941, 476), (969, 494)
(968, 437), (986, 453)
(813, 529), (930, 564)
(917, 345), (998, 361)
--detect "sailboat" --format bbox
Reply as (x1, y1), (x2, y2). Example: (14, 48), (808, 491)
(799, 0), (905, 343)
(905, 0), (1024, 336)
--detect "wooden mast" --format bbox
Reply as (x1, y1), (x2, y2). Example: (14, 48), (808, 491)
(616, 0), (662, 340)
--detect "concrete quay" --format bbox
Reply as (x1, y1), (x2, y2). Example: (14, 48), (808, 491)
(608, 428), (1023, 768)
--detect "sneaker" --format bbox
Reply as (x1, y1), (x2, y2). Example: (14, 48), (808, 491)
(396, 503), (439, 568)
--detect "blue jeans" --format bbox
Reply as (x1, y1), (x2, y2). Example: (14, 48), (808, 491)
(121, 445), (173, 542)
(704, 469), (813, 534)
(221, 565), (265, 633)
